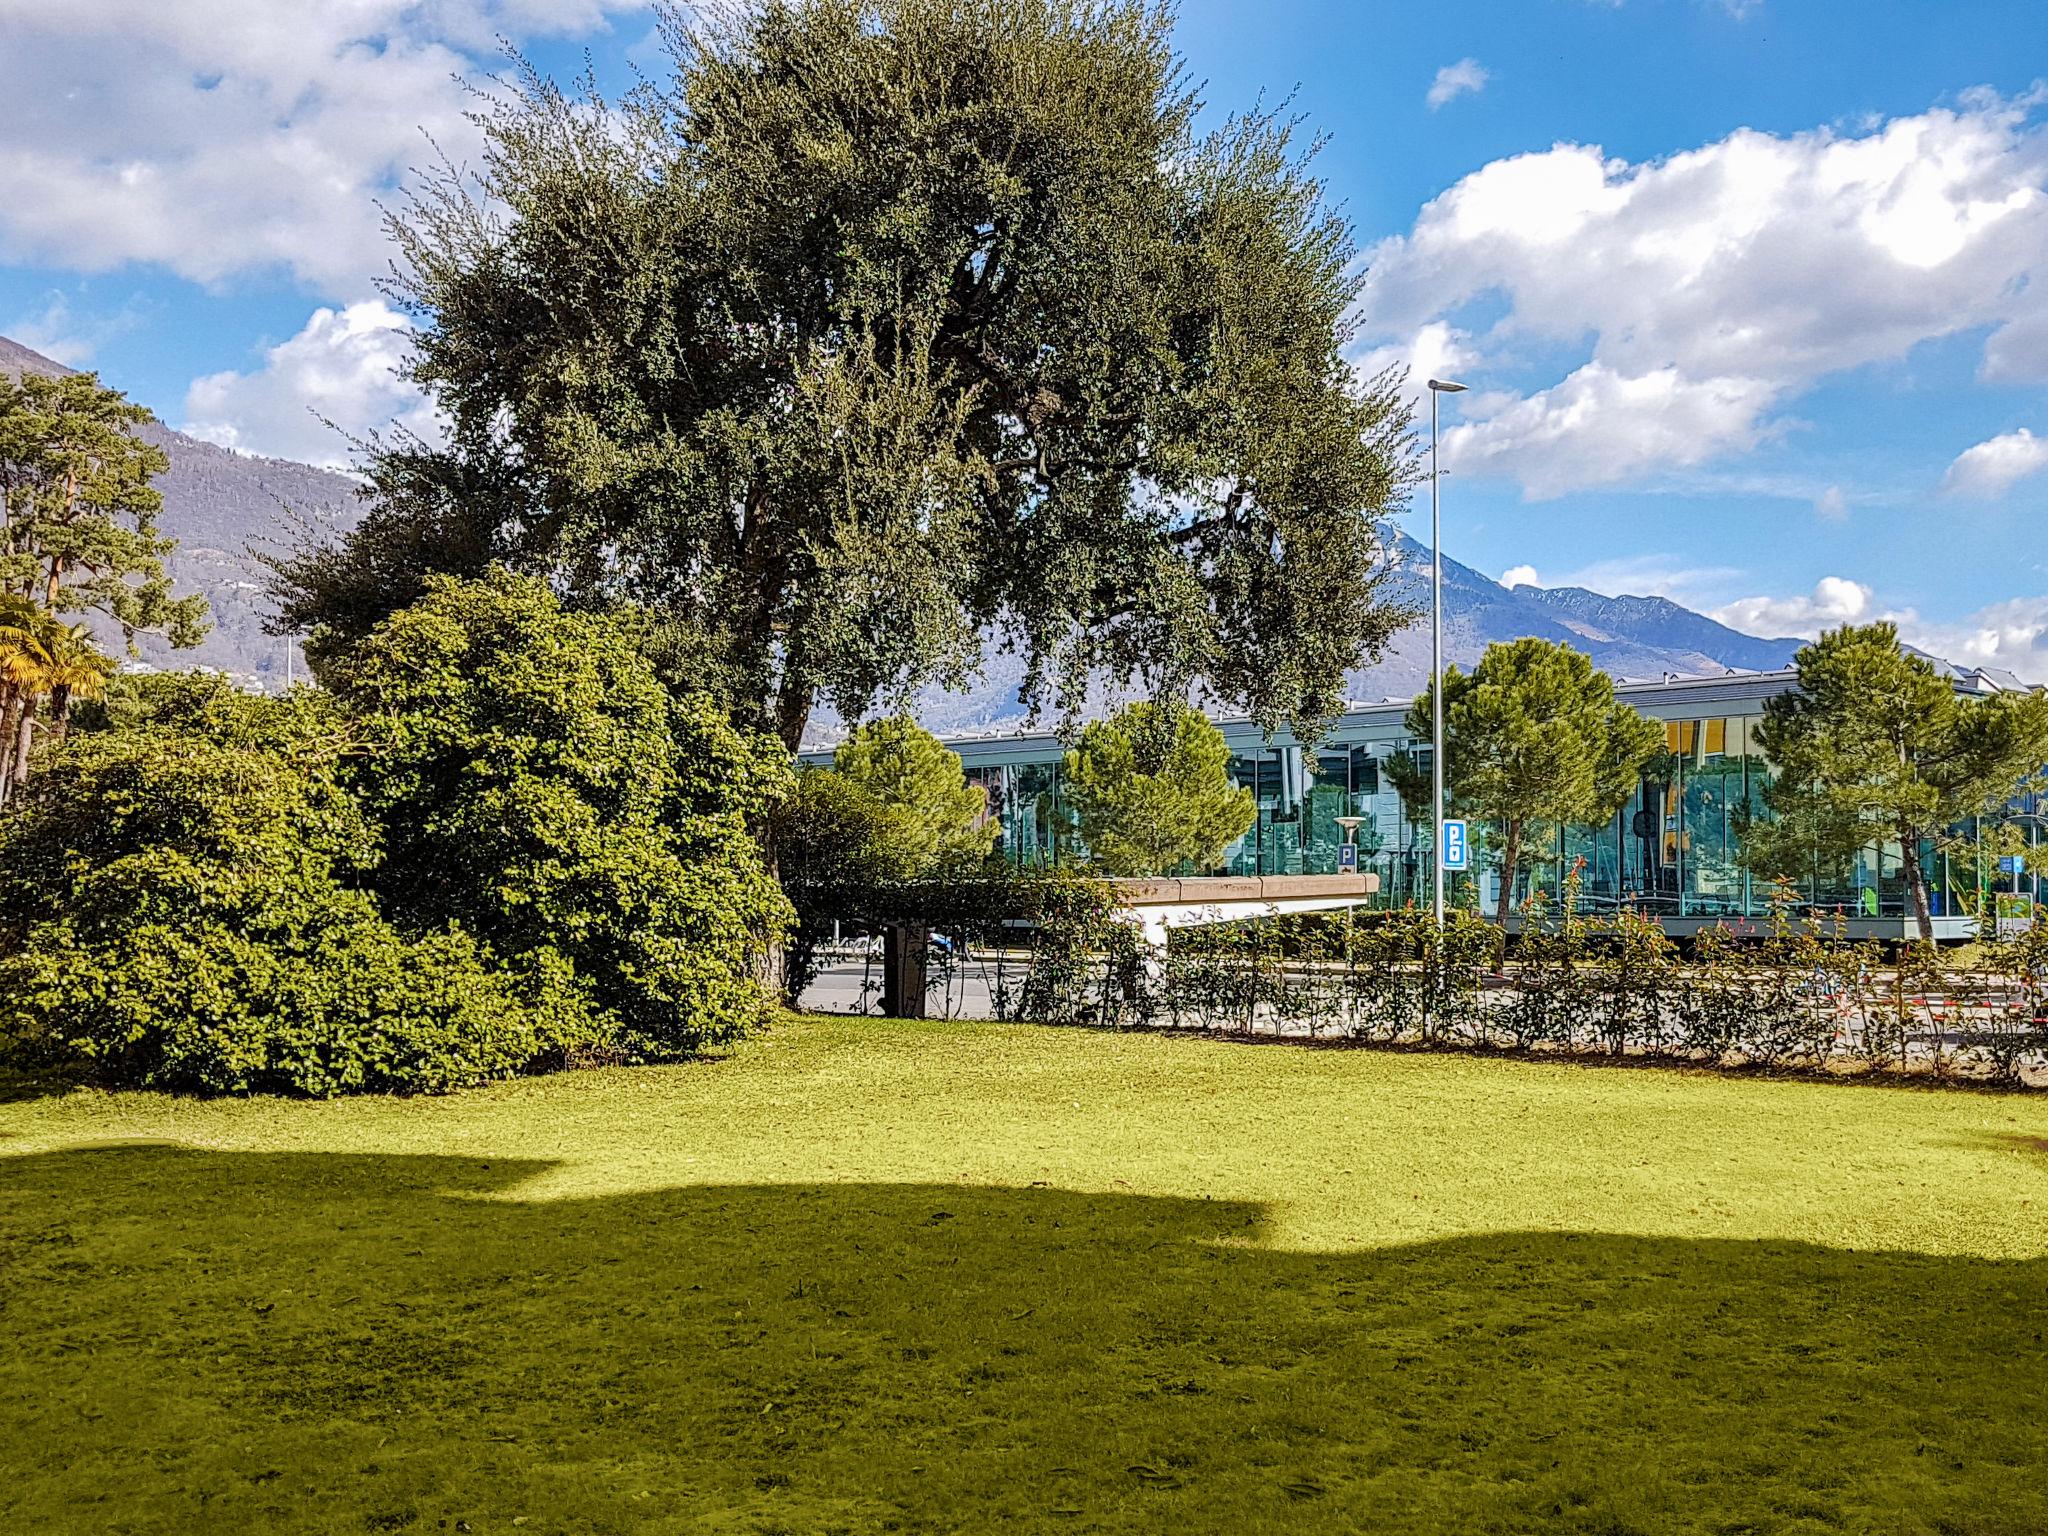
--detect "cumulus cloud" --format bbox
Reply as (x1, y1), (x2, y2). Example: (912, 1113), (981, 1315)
(1427, 59), (1489, 111)
(1357, 94), (2048, 497)
(1442, 364), (1779, 497)
(1712, 576), (1873, 638)
(1499, 564), (1540, 589)
(1940, 427), (2048, 498)
(1712, 577), (2048, 683)
(183, 301), (439, 468)
(1903, 596), (2048, 683)
(1813, 485), (1848, 522)
(0, 0), (638, 293)
(1353, 320), (1479, 404)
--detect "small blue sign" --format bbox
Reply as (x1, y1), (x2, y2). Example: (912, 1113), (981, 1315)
(2001, 855), (2025, 875)
(1442, 819), (1469, 871)
(1339, 842), (1359, 872)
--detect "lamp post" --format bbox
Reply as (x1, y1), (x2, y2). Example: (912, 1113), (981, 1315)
(1426, 378), (1467, 936)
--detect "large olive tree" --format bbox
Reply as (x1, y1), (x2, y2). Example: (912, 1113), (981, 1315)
(270, 0), (1414, 752)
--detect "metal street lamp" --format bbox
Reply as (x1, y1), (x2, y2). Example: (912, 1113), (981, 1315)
(1426, 378), (1467, 935)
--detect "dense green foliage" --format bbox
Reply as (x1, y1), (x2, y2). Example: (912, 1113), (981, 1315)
(1395, 638), (1662, 923)
(1060, 701), (1254, 876)
(0, 575), (792, 1095)
(6, 1018), (2048, 1534)
(1747, 621), (2048, 939)
(323, 571), (793, 1057)
(775, 767), (927, 897)
(830, 714), (999, 867)
(0, 730), (569, 1095)
(0, 371), (202, 799)
(269, 0), (1414, 751)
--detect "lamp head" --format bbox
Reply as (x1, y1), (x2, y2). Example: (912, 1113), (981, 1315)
(1427, 378), (1468, 393)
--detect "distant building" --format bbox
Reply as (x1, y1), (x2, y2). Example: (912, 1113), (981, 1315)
(806, 666), (2045, 940)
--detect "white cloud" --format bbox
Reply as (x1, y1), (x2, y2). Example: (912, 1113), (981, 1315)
(183, 301), (438, 467)
(1902, 596), (2048, 683)
(0, 1), (639, 293)
(1353, 320), (1478, 402)
(1940, 427), (2048, 498)
(2, 292), (139, 367)
(1427, 59), (1489, 112)
(1442, 363), (1779, 497)
(1706, 575), (2048, 681)
(1499, 564), (1540, 589)
(1554, 554), (1740, 602)
(1814, 485), (1848, 522)
(1712, 576), (1873, 638)
(1358, 94), (2048, 497)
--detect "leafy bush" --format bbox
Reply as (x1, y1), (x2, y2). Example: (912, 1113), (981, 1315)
(0, 733), (587, 1095)
(2, 574), (797, 1095)
(323, 570), (793, 1057)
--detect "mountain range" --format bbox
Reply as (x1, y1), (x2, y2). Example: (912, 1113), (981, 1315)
(0, 332), (1804, 724)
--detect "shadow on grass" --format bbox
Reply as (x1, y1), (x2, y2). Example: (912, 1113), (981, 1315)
(0, 1066), (85, 1105)
(3, 1146), (2044, 1536)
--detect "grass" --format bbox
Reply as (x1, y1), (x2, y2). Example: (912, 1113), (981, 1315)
(4, 1017), (2048, 1535)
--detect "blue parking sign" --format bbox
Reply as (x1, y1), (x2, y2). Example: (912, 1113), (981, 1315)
(1442, 819), (1469, 871)
(1338, 842), (1358, 872)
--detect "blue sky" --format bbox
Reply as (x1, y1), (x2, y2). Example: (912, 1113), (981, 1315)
(3, 0), (2047, 672)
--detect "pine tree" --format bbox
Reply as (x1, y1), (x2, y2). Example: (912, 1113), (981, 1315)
(0, 371), (207, 643)
(830, 714), (1001, 872)
(1061, 702), (1254, 877)
(0, 371), (205, 790)
(1398, 639), (1662, 925)
(1748, 622), (2048, 940)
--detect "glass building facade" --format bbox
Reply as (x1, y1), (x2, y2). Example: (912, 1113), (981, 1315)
(814, 669), (2045, 933)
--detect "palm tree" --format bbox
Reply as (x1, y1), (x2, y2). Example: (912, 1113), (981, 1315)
(0, 598), (110, 798)
(38, 620), (115, 747)
(0, 594), (52, 801)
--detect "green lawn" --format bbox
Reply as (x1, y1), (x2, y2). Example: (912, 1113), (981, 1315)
(4, 1019), (2047, 1535)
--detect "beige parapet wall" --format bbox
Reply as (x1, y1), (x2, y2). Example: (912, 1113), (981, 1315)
(1105, 874), (1381, 905)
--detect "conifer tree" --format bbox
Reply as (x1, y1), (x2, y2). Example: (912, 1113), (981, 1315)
(1061, 701), (1254, 877)
(1747, 622), (2048, 940)
(0, 370), (205, 789)
(1398, 639), (1661, 925)
(0, 371), (206, 643)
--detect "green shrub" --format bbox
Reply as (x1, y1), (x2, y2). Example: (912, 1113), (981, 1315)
(0, 733), (586, 1095)
(323, 570), (793, 1057)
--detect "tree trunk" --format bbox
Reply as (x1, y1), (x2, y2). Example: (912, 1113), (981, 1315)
(0, 689), (19, 802)
(11, 693), (36, 790)
(1901, 830), (1934, 943)
(757, 676), (813, 1003)
(880, 923), (931, 1019)
(774, 674), (811, 756)
(1497, 816), (1523, 931)
(48, 682), (72, 748)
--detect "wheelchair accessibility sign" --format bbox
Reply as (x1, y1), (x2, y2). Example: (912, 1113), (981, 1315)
(1441, 819), (1469, 871)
